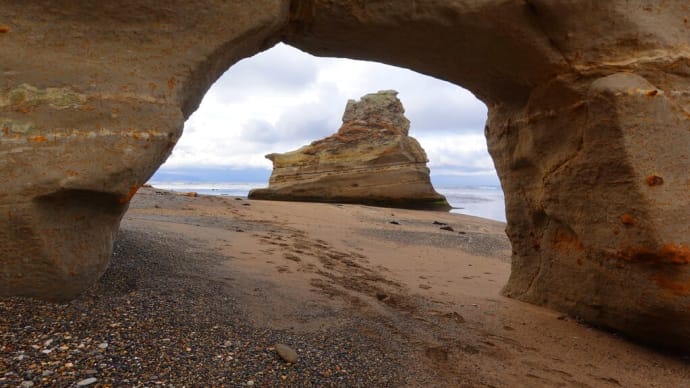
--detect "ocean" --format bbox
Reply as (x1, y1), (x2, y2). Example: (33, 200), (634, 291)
(148, 182), (506, 223)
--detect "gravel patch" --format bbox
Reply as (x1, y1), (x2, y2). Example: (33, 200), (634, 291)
(0, 228), (420, 386)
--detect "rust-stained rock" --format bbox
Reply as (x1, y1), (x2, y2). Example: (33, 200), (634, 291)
(0, 1), (689, 350)
(248, 90), (450, 210)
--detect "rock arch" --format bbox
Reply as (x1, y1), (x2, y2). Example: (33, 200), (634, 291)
(1, 1), (688, 349)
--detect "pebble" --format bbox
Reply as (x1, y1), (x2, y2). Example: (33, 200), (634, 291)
(20, 381), (34, 388)
(246, 380), (255, 386)
(76, 377), (98, 386)
(275, 343), (298, 363)
(97, 342), (108, 349)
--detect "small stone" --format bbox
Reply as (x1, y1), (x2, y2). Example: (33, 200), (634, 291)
(43, 339), (53, 346)
(223, 340), (232, 347)
(97, 342), (108, 349)
(440, 225), (454, 232)
(275, 343), (298, 363)
(21, 381), (34, 388)
(443, 311), (466, 323)
(389, 221), (400, 225)
(76, 377), (98, 386)
(246, 380), (255, 386)
(85, 369), (98, 375)
(42, 370), (53, 377)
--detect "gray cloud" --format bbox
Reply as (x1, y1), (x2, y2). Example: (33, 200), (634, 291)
(211, 43), (319, 103)
(239, 82), (345, 148)
(239, 114), (336, 148)
(406, 97), (487, 134)
(240, 118), (277, 144)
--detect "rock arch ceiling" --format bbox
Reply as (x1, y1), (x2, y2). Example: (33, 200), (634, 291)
(0, 1), (688, 349)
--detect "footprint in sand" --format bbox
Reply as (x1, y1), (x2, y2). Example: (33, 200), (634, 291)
(284, 253), (302, 262)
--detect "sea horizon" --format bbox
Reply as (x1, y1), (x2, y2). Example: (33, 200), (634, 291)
(147, 181), (507, 222)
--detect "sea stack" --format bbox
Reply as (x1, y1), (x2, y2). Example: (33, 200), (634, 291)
(249, 90), (450, 210)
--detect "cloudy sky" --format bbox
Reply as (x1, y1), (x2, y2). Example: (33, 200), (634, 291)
(156, 43), (497, 186)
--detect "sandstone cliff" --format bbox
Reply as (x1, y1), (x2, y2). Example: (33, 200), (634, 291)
(2, 0), (689, 351)
(249, 91), (450, 210)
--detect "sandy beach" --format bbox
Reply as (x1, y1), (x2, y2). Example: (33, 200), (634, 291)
(1, 187), (689, 387)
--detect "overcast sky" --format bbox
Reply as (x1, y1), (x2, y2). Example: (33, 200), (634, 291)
(159, 43), (497, 185)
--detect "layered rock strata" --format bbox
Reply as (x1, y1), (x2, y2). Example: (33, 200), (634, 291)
(249, 91), (450, 210)
(1, 0), (688, 350)
(0, 0), (290, 301)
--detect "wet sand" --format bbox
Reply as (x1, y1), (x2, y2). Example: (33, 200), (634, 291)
(1, 187), (689, 386)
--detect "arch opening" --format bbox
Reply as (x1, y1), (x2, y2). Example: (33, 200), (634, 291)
(151, 43), (505, 222)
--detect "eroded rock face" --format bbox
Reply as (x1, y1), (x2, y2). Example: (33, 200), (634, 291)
(0, 0), (290, 301)
(1, 0), (688, 349)
(282, 0), (690, 350)
(249, 90), (450, 210)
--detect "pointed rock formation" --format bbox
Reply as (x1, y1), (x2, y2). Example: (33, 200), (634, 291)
(249, 91), (450, 210)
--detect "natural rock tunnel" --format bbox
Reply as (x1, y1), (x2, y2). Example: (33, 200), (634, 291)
(1, 1), (688, 349)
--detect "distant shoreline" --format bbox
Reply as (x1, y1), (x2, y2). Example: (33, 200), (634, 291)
(148, 181), (507, 222)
